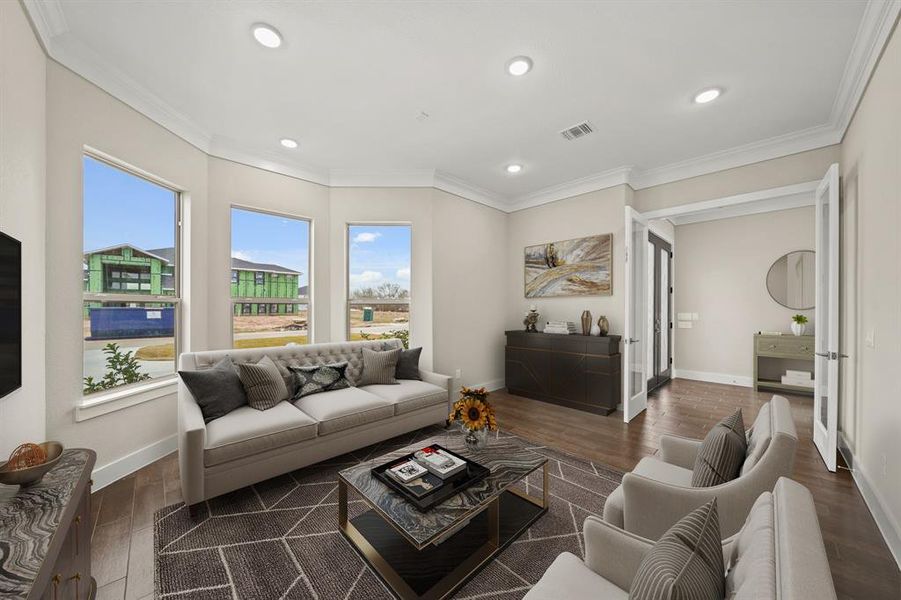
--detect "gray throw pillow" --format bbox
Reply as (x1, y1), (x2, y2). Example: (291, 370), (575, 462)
(290, 362), (351, 399)
(395, 347), (422, 380)
(629, 499), (725, 600)
(178, 357), (247, 423)
(691, 409), (747, 487)
(359, 347), (401, 386)
(236, 355), (289, 411)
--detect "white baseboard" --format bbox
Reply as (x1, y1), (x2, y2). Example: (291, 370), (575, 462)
(673, 369), (753, 388)
(91, 434), (177, 491)
(838, 433), (901, 569)
(470, 378), (505, 392)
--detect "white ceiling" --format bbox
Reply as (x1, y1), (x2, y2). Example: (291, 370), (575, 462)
(25, 1), (900, 210)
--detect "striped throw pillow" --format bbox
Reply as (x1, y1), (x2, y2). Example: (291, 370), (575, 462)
(358, 348), (401, 386)
(236, 355), (289, 411)
(630, 499), (725, 600)
(691, 409), (747, 487)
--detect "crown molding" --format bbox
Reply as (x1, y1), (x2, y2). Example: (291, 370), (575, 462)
(830, 0), (901, 135)
(23, 0), (899, 216)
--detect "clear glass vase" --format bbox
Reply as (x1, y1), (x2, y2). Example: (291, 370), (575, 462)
(463, 426), (489, 451)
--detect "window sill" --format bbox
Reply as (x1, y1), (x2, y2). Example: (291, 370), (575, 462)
(76, 377), (178, 422)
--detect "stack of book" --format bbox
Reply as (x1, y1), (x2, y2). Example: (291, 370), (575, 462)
(781, 370), (814, 389)
(544, 320), (577, 335)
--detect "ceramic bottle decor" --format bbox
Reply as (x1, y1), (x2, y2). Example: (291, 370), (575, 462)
(581, 310), (592, 336)
(597, 315), (609, 336)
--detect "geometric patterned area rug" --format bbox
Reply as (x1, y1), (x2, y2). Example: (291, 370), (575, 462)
(154, 426), (623, 599)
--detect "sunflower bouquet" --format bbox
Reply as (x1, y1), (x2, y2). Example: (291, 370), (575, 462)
(449, 386), (498, 432)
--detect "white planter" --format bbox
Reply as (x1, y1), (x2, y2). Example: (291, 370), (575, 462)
(791, 322), (806, 336)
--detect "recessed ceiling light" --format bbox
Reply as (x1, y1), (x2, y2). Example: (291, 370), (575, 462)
(694, 88), (722, 104)
(506, 164), (523, 174)
(252, 23), (282, 48)
(506, 56), (533, 76)
(280, 138), (298, 149)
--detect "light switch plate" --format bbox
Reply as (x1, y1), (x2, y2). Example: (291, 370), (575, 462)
(865, 329), (875, 348)
(677, 312), (692, 321)
(677, 321), (693, 329)
(691, 313), (700, 321)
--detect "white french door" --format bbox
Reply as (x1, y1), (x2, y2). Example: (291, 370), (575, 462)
(813, 163), (840, 472)
(623, 207), (649, 422)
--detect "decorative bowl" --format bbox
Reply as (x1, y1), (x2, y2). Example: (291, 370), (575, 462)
(0, 442), (64, 486)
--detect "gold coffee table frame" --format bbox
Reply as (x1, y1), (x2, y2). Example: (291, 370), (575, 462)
(338, 461), (549, 600)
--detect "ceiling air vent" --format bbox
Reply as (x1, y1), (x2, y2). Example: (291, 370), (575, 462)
(560, 121), (594, 141)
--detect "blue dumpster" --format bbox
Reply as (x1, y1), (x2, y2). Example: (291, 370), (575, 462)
(88, 307), (175, 340)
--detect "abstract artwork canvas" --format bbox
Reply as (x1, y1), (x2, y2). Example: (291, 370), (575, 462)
(524, 234), (612, 297)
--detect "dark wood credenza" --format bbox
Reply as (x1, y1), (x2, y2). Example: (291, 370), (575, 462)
(505, 331), (622, 415)
(0, 449), (96, 600)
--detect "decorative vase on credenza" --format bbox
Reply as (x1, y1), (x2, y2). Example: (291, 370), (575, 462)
(581, 310), (592, 335)
(597, 315), (609, 336)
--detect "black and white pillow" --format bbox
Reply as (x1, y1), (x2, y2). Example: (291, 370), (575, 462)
(629, 499), (725, 600)
(236, 355), (289, 411)
(290, 362), (352, 400)
(691, 409), (747, 487)
(358, 347), (401, 386)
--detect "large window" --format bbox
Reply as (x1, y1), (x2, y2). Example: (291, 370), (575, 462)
(347, 224), (411, 345)
(231, 207), (311, 348)
(82, 155), (179, 395)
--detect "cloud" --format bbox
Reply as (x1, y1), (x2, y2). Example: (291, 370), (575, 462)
(232, 250), (253, 261)
(353, 231), (382, 243)
(396, 267), (410, 280)
(350, 270), (384, 285)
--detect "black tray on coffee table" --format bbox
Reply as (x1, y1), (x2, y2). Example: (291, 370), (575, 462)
(371, 444), (490, 511)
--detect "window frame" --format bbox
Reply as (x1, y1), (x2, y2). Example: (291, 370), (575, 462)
(229, 204), (313, 348)
(345, 222), (412, 341)
(81, 151), (183, 403)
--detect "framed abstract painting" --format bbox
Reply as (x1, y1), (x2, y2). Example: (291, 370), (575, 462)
(524, 234), (612, 297)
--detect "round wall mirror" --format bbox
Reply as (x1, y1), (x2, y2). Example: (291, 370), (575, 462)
(766, 250), (815, 310)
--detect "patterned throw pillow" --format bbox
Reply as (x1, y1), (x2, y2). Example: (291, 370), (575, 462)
(629, 499), (725, 600)
(236, 355), (289, 411)
(691, 409), (747, 487)
(290, 362), (352, 399)
(358, 347), (401, 386)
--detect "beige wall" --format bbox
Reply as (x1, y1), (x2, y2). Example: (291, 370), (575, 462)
(0, 2), (47, 456)
(432, 189), (507, 388)
(506, 186), (627, 336)
(206, 158), (331, 349)
(673, 207), (815, 381)
(45, 61), (210, 469)
(634, 145), (841, 213)
(840, 17), (901, 550)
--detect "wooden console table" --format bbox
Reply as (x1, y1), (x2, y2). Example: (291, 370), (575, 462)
(753, 333), (815, 396)
(0, 448), (96, 599)
(505, 331), (622, 415)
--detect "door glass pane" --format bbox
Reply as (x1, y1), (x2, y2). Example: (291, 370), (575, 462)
(816, 199), (831, 428)
(629, 224), (647, 397)
(647, 241), (655, 377)
(660, 248), (669, 373)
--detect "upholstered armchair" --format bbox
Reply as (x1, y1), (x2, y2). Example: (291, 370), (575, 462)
(603, 395), (798, 540)
(524, 478), (837, 600)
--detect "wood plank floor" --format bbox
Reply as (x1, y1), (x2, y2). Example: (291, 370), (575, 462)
(90, 379), (900, 599)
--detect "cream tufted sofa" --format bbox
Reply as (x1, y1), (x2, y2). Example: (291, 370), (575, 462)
(178, 339), (452, 505)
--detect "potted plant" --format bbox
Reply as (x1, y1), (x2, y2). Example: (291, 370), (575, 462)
(791, 314), (808, 336)
(448, 386), (498, 451)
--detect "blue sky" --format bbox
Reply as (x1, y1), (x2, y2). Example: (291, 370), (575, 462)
(348, 225), (411, 292)
(83, 157), (410, 291)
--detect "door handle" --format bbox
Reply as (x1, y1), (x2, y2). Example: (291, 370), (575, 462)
(626, 338), (640, 344)
(815, 352), (830, 358)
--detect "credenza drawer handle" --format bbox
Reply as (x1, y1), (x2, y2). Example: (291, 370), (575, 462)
(69, 572), (81, 600)
(51, 574), (61, 600)
(74, 515), (81, 556)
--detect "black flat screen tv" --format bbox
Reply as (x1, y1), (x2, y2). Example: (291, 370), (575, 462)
(0, 232), (21, 398)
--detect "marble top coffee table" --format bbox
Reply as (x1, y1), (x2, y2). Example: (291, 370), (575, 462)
(338, 433), (548, 600)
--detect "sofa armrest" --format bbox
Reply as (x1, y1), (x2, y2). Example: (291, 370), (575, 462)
(420, 370), (453, 410)
(178, 379), (207, 506)
(583, 515), (653, 591)
(659, 435), (702, 470)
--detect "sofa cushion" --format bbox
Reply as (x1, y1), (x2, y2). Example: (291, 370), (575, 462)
(361, 380), (447, 415)
(358, 347), (401, 386)
(293, 387), (394, 435)
(179, 356), (247, 423)
(725, 493), (776, 599)
(236, 355), (290, 411)
(741, 404), (772, 476)
(634, 456), (695, 486)
(630, 499), (725, 600)
(290, 362), (352, 399)
(204, 402), (318, 467)
(692, 409), (747, 487)
(523, 552), (628, 600)
(395, 347), (423, 380)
